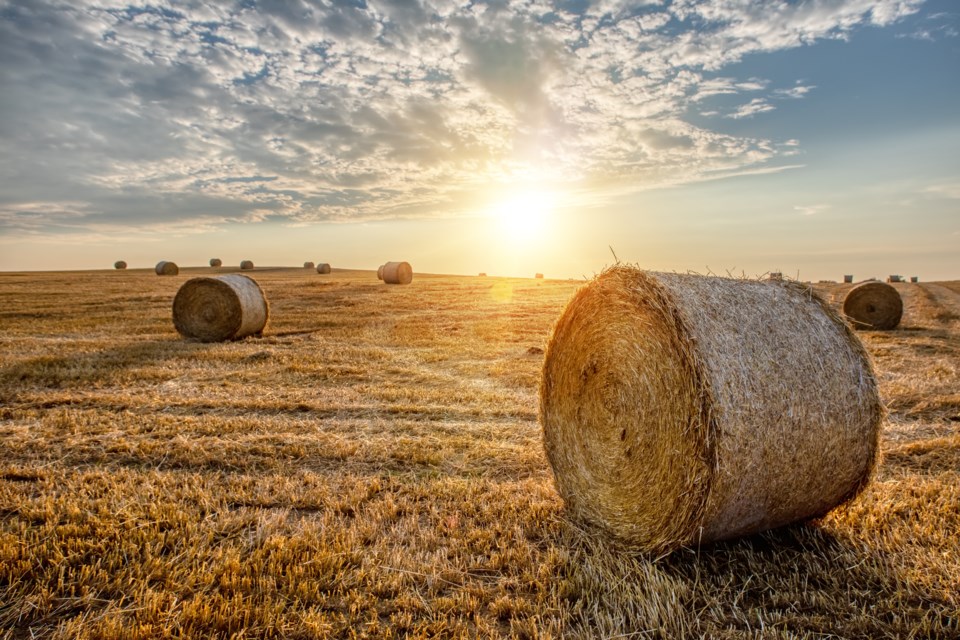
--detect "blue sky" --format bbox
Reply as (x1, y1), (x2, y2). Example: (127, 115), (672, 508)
(1, 0), (957, 279)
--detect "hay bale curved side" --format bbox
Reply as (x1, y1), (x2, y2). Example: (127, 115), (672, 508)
(377, 265), (384, 280)
(316, 263), (331, 274)
(155, 261), (179, 276)
(172, 274), (269, 342)
(303, 261), (315, 269)
(114, 261), (127, 270)
(240, 260), (254, 270)
(209, 258), (222, 268)
(540, 266), (882, 553)
(842, 281), (902, 330)
(382, 261), (413, 285)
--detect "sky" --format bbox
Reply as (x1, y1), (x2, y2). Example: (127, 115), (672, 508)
(0, 0), (958, 280)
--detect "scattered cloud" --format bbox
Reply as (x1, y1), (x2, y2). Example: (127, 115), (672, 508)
(924, 183), (960, 199)
(794, 204), (831, 216)
(0, 0), (928, 232)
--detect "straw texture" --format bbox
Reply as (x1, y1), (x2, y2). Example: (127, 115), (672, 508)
(240, 260), (254, 270)
(540, 266), (882, 553)
(377, 265), (384, 280)
(172, 274), (269, 342)
(316, 263), (331, 274)
(155, 261), (179, 276)
(210, 258), (222, 268)
(304, 261), (315, 269)
(114, 261), (127, 270)
(841, 281), (903, 330)
(382, 261), (413, 285)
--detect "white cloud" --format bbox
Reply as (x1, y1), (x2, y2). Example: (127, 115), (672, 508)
(794, 204), (831, 216)
(728, 98), (776, 119)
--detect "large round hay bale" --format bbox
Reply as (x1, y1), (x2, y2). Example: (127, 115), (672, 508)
(114, 261), (127, 270)
(172, 274), (269, 342)
(316, 263), (331, 274)
(540, 266), (881, 553)
(304, 261), (315, 269)
(382, 261), (413, 285)
(210, 258), (222, 268)
(155, 261), (179, 276)
(377, 264), (385, 280)
(842, 281), (902, 330)
(240, 260), (254, 270)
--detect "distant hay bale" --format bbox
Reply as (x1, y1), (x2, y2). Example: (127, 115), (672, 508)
(841, 281), (903, 330)
(304, 261), (315, 269)
(910, 276), (919, 283)
(843, 275), (854, 284)
(210, 258), (222, 268)
(479, 272), (487, 277)
(114, 261), (127, 270)
(172, 274), (269, 342)
(377, 265), (384, 280)
(240, 260), (254, 270)
(155, 261), (179, 276)
(382, 261), (413, 285)
(768, 272), (783, 281)
(316, 263), (331, 274)
(540, 266), (881, 553)
(535, 273), (544, 279)
(886, 275), (902, 283)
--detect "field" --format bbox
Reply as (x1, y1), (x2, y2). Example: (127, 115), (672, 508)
(1, 268), (958, 639)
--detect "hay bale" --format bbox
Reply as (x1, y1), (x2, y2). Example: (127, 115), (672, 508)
(316, 263), (331, 274)
(304, 261), (315, 269)
(886, 275), (901, 283)
(382, 261), (413, 285)
(842, 281), (903, 330)
(240, 260), (254, 270)
(172, 274), (269, 342)
(910, 276), (919, 283)
(479, 272), (487, 277)
(155, 261), (179, 276)
(377, 265), (384, 280)
(843, 275), (854, 284)
(768, 271), (783, 281)
(210, 258), (222, 268)
(540, 266), (881, 552)
(535, 273), (544, 279)
(114, 261), (127, 270)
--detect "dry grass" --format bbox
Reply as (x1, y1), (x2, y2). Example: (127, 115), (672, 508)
(1, 268), (958, 638)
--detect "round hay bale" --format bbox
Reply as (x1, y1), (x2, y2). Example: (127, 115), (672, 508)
(842, 281), (903, 330)
(304, 261), (315, 269)
(316, 263), (331, 274)
(540, 266), (881, 552)
(382, 261), (413, 285)
(172, 274), (269, 342)
(535, 273), (544, 279)
(240, 260), (254, 270)
(768, 272), (783, 281)
(114, 261), (127, 270)
(377, 264), (384, 280)
(843, 275), (854, 284)
(478, 272), (487, 277)
(210, 258), (222, 268)
(155, 261), (179, 276)
(910, 276), (919, 283)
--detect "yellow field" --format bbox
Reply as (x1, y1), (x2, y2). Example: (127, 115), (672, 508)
(1, 268), (958, 638)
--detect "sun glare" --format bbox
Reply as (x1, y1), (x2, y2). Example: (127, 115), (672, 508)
(490, 190), (556, 241)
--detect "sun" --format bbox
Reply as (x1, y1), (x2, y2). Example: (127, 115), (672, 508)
(490, 189), (556, 240)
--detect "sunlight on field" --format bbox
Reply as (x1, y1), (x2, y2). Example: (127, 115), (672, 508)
(0, 268), (958, 638)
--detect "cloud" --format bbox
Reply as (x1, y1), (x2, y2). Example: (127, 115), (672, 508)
(794, 204), (830, 216)
(924, 183), (960, 199)
(0, 0), (927, 233)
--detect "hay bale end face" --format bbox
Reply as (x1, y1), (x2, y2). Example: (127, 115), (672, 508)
(316, 263), (331, 274)
(842, 281), (903, 330)
(114, 261), (127, 270)
(240, 260), (254, 270)
(377, 265), (385, 280)
(172, 274), (269, 342)
(210, 258), (222, 268)
(155, 261), (179, 276)
(540, 267), (881, 553)
(303, 261), (315, 269)
(382, 261), (413, 285)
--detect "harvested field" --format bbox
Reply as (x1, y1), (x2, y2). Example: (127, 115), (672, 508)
(1, 268), (958, 639)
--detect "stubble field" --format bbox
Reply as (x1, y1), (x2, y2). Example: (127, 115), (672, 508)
(0, 267), (958, 639)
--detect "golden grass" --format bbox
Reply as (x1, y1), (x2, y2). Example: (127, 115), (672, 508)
(1, 268), (958, 638)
